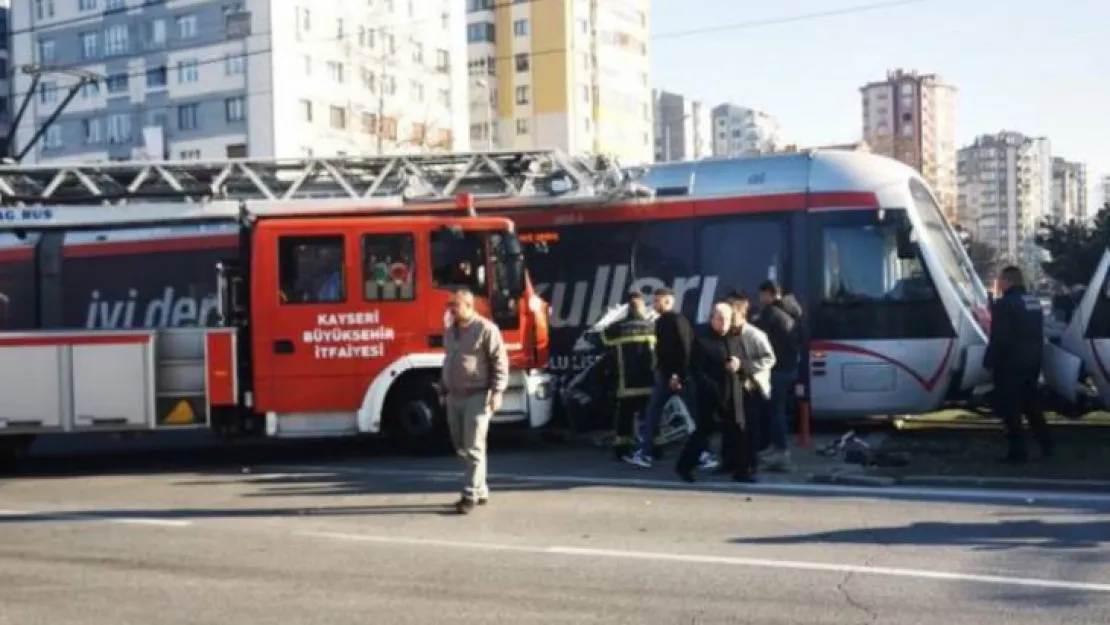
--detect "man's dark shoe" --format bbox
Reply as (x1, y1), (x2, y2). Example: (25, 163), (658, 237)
(454, 498), (477, 514)
(477, 497), (488, 506)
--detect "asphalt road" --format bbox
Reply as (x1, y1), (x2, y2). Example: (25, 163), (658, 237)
(2, 448), (1110, 624)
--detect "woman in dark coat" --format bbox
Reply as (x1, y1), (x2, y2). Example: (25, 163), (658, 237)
(675, 302), (754, 483)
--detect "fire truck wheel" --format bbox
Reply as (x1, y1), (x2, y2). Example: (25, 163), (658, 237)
(385, 379), (450, 455)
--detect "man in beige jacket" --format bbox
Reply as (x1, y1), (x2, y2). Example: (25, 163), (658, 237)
(440, 288), (509, 514)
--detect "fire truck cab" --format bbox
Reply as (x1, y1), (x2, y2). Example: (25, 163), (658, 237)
(224, 210), (553, 446)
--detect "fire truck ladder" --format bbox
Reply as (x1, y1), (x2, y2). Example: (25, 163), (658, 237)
(0, 150), (658, 230)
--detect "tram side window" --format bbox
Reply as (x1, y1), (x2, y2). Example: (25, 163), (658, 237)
(277, 235), (346, 304)
(362, 233), (416, 302)
(820, 225), (937, 303)
(431, 229), (487, 293)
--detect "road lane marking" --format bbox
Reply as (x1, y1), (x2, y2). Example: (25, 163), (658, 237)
(0, 509), (191, 527)
(263, 464), (1110, 507)
(301, 530), (1110, 594)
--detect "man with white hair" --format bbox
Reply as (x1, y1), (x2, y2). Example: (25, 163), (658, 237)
(676, 301), (750, 482)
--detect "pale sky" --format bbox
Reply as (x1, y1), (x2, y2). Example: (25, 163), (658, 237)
(651, 0), (1108, 190)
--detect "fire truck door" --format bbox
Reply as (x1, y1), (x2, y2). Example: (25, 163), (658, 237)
(263, 233), (362, 414)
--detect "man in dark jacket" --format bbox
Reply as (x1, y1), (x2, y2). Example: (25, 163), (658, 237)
(622, 287), (696, 468)
(985, 265), (1052, 463)
(676, 301), (751, 482)
(755, 280), (803, 471)
(601, 292), (657, 459)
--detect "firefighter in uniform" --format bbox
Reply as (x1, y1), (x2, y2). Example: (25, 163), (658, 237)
(984, 265), (1053, 463)
(600, 291), (657, 459)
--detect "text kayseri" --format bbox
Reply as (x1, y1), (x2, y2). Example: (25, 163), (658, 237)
(85, 288), (219, 328)
(534, 265), (719, 329)
(303, 309), (395, 360)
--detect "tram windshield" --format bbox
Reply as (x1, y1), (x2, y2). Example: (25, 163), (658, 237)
(908, 178), (991, 327)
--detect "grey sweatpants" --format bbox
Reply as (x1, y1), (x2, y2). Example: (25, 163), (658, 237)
(445, 393), (492, 501)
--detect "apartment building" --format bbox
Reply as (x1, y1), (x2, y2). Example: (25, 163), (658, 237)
(1100, 175), (1110, 211)
(466, 0), (653, 164)
(1050, 157), (1088, 223)
(956, 132), (1052, 262)
(10, 0), (469, 163)
(651, 89), (709, 162)
(710, 104), (780, 157)
(861, 69), (958, 221)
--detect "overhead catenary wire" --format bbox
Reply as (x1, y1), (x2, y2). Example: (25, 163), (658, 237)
(11, 0), (938, 141)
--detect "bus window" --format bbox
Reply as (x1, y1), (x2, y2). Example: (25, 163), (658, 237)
(277, 235), (346, 304)
(431, 229), (487, 293)
(362, 233), (416, 301)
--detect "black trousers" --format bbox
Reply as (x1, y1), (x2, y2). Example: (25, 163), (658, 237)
(993, 368), (1052, 457)
(720, 390), (760, 476)
(613, 395), (649, 454)
(676, 391), (756, 476)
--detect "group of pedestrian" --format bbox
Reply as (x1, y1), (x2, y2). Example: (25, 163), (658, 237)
(437, 264), (1053, 514)
(604, 282), (804, 483)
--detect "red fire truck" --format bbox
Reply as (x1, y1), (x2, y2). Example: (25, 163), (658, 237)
(0, 152), (574, 462)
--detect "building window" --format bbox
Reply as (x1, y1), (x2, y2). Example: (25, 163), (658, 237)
(436, 49), (450, 71)
(411, 43), (423, 64)
(361, 68), (375, 91)
(177, 15), (199, 39)
(466, 22), (494, 43)
(43, 126), (62, 149)
(177, 103), (199, 131)
(225, 54), (245, 75)
(362, 234), (416, 301)
(361, 112), (376, 134)
(300, 99), (313, 122)
(327, 61), (344, 83)
(38, 82), (58, 104)
(146, 66), (167, 88)
(225, 97), (245, 122)
(146, 19), (166, 47)
(226, 143), (247, 158)
(79, 32), (98, 59)
(515, 86), (529, 105)
(178, 59), (199, 83)
(180, 149), (202, 160)
(513, 19), (528, 36)
(37, 38), (56, 63)
(81, 82), (100, 99)
(383, 75), (396, 95)
(104, 24), (129, 55)
(516, 118), (529, 135)
(106, 113), (131, 144)
(411, 81), (424, 102)
(330, 105), (347, 130)
(82, 118), (101, 144)
(34, 0), (55, 20)
(105, 0), (125, 9)
(79, 0), (97, 10)
(515, 53), (529, 72)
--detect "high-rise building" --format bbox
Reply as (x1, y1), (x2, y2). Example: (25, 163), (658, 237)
(466, 0), (652, 164)
(0, 0), (11, 151)
(1051, 157), (1088, 223)
(1100, 175), (1110, 210)
(10, 0), (470, 163)
(652, 89), (710, 162)
(710, 104), (780, 157)
(956, 132), (1052, 262)
(860, 69), (958, 221)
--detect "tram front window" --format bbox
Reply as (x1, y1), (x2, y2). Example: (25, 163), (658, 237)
(811, 209), (953, 341)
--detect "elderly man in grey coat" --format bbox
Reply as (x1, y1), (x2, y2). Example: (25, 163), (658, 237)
(724, 291), (776, 480)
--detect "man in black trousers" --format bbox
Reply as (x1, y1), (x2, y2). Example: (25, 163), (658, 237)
(984, 265), (1053, 463)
